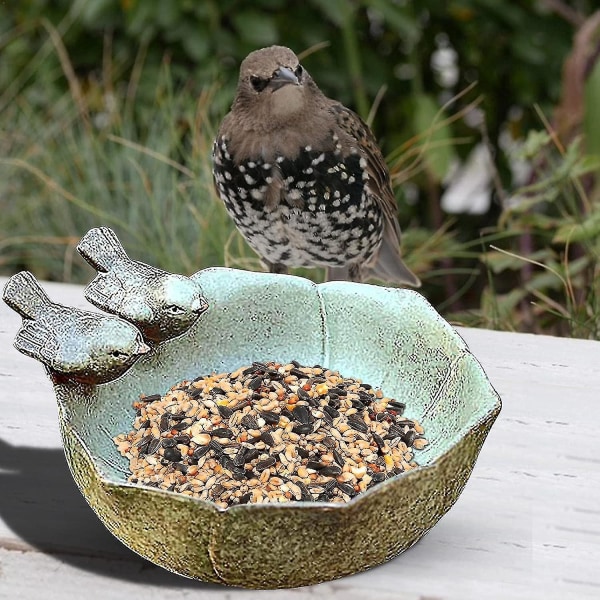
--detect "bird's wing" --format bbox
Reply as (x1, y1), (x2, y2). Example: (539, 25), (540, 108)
(84, 274), (125, 313)
(14, 319), (60, 367)
(330, 104), (420, 286)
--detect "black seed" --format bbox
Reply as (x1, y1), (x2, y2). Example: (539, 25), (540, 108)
(372, 472), (386, 484)
(306, 394), (320, 408)
(209, 440), (224, 456)
(170, 412), (187, 421)
(256, 457), (276, 471)
(361, 383), (372, 390)
(174, 434), (191, 445)
(217, 405), (233, 419)
(252, 361), (268, 371)
(232, 467), (246, 481)
(323, 404), (339, 419)
(290, 368), (307, 378)
(146, 437), (161, 455)
(292, 423), (312, 435)
(322, 411), (333, 426)
(347, 415), (369, 434)
(159, 413), (171, 432)
(220, 455), (234, 471)
(296, 480), (313, 501)
(310, 377), (327, 385)
(327, 397), (341, 409)
(162, 437), (177, 448)
(188, 387), (204, 398)
(260, 410), (280, 425)
(261, 431), (275, 446)
(376, 411), (392, 422)
(324, 479), (337, 492)
(238, 492), (252, 504)
(322, 437), (336, 449)
(306, 460), (326, 471)
(244, 448), (260, 463)
(293, 405), (310, 425)
(280, 408), (295, 420)
(372, 432), (386, 452)
(317, 491), (332, 501)
(330, 387), (347, 396)
(245, 468), (257, 479)
(351, 398), (366, 410)
(135, 434), (153, 450)
(193, 446), (210, 459)
(402, 430), (417, 447)
(337, 482), (356, 496)
(267, 370), (282, 381)
(233, 446), (247, 467)
(175, 462), (188, 474)
(388, 424), (405, 438)
(141, 394), (161, 403)
(211, 484), (224, 498)
(242, 366), (255, 376)
(333, 449), (345, 466)
(320, 465), (342, 477)
(163, 447), (182, 462)
(358, 391), (373, 405)
(171, 421), (189, 432)
(248, 376), (262, 390)
(211, 387), (226, 395)
(297, 388), (310, 401)
(387, 400), (406, 414)
(395, 418), (416, 427)
(297, 447), (310, 459)
(291, 360), (301, 368)
(139, 419), (151, 429)
(212, 428), (233, 439)
(241, 415), (258, 429)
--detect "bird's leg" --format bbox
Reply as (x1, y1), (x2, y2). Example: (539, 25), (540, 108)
(326, 265), (354, 282)
(266, 261), (289, 275)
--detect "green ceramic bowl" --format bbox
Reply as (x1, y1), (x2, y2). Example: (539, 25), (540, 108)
(54, 268), (501, 588)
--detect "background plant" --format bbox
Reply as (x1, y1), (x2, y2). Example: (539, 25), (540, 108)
(1, 0), (599, 338)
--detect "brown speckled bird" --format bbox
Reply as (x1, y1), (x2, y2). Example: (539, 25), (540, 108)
(212, 46), (420, 286)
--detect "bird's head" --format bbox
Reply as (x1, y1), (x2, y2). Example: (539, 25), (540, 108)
(232, 46), (320, 129)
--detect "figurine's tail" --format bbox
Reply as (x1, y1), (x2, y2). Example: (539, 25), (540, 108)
(77, 227), (129, 272)
(2, 271), (53, 319)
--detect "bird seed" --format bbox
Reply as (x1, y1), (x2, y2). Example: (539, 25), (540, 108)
(114, 361), (428, 509)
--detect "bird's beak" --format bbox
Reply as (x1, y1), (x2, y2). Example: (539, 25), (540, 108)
(192, 297), (209, 314)
(270, 67), (299, 90)
(137, 341), (152, 355)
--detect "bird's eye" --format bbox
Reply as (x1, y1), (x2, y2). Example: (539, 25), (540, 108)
(250, 75), (268, 92)
(294, 65), (303, 80)
(109, 350), (128, 359)
(165, 305), (185, 316)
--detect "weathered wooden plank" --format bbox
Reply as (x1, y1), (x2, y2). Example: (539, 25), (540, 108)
(0, 278), (599, 599)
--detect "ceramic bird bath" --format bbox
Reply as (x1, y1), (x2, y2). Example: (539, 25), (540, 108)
(2, 233), (501, 589)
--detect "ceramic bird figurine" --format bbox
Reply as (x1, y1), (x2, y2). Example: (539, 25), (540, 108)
(2, 271), (150, 384)
(212, 45), (420, 286)
(77, 227), (209, 343)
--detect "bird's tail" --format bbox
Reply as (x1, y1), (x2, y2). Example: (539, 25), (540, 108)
(368, 236), (421, 287)
(77, 227), (129, 272)
(2, 271), (53, 319)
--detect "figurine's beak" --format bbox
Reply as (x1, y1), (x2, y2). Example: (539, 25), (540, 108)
(192, 297), (209, 314)
(137, 341), (152, 354)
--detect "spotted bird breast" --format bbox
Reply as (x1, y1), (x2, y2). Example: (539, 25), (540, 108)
(213, 135), (383, 268)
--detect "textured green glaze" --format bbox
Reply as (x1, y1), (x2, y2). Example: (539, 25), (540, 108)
(52, 268), (501, 588)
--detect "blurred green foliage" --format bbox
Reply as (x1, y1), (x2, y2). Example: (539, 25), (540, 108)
(1, 0), (599, 337)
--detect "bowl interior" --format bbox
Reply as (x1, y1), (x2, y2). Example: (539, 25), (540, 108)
(55, 268), (500, 488)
